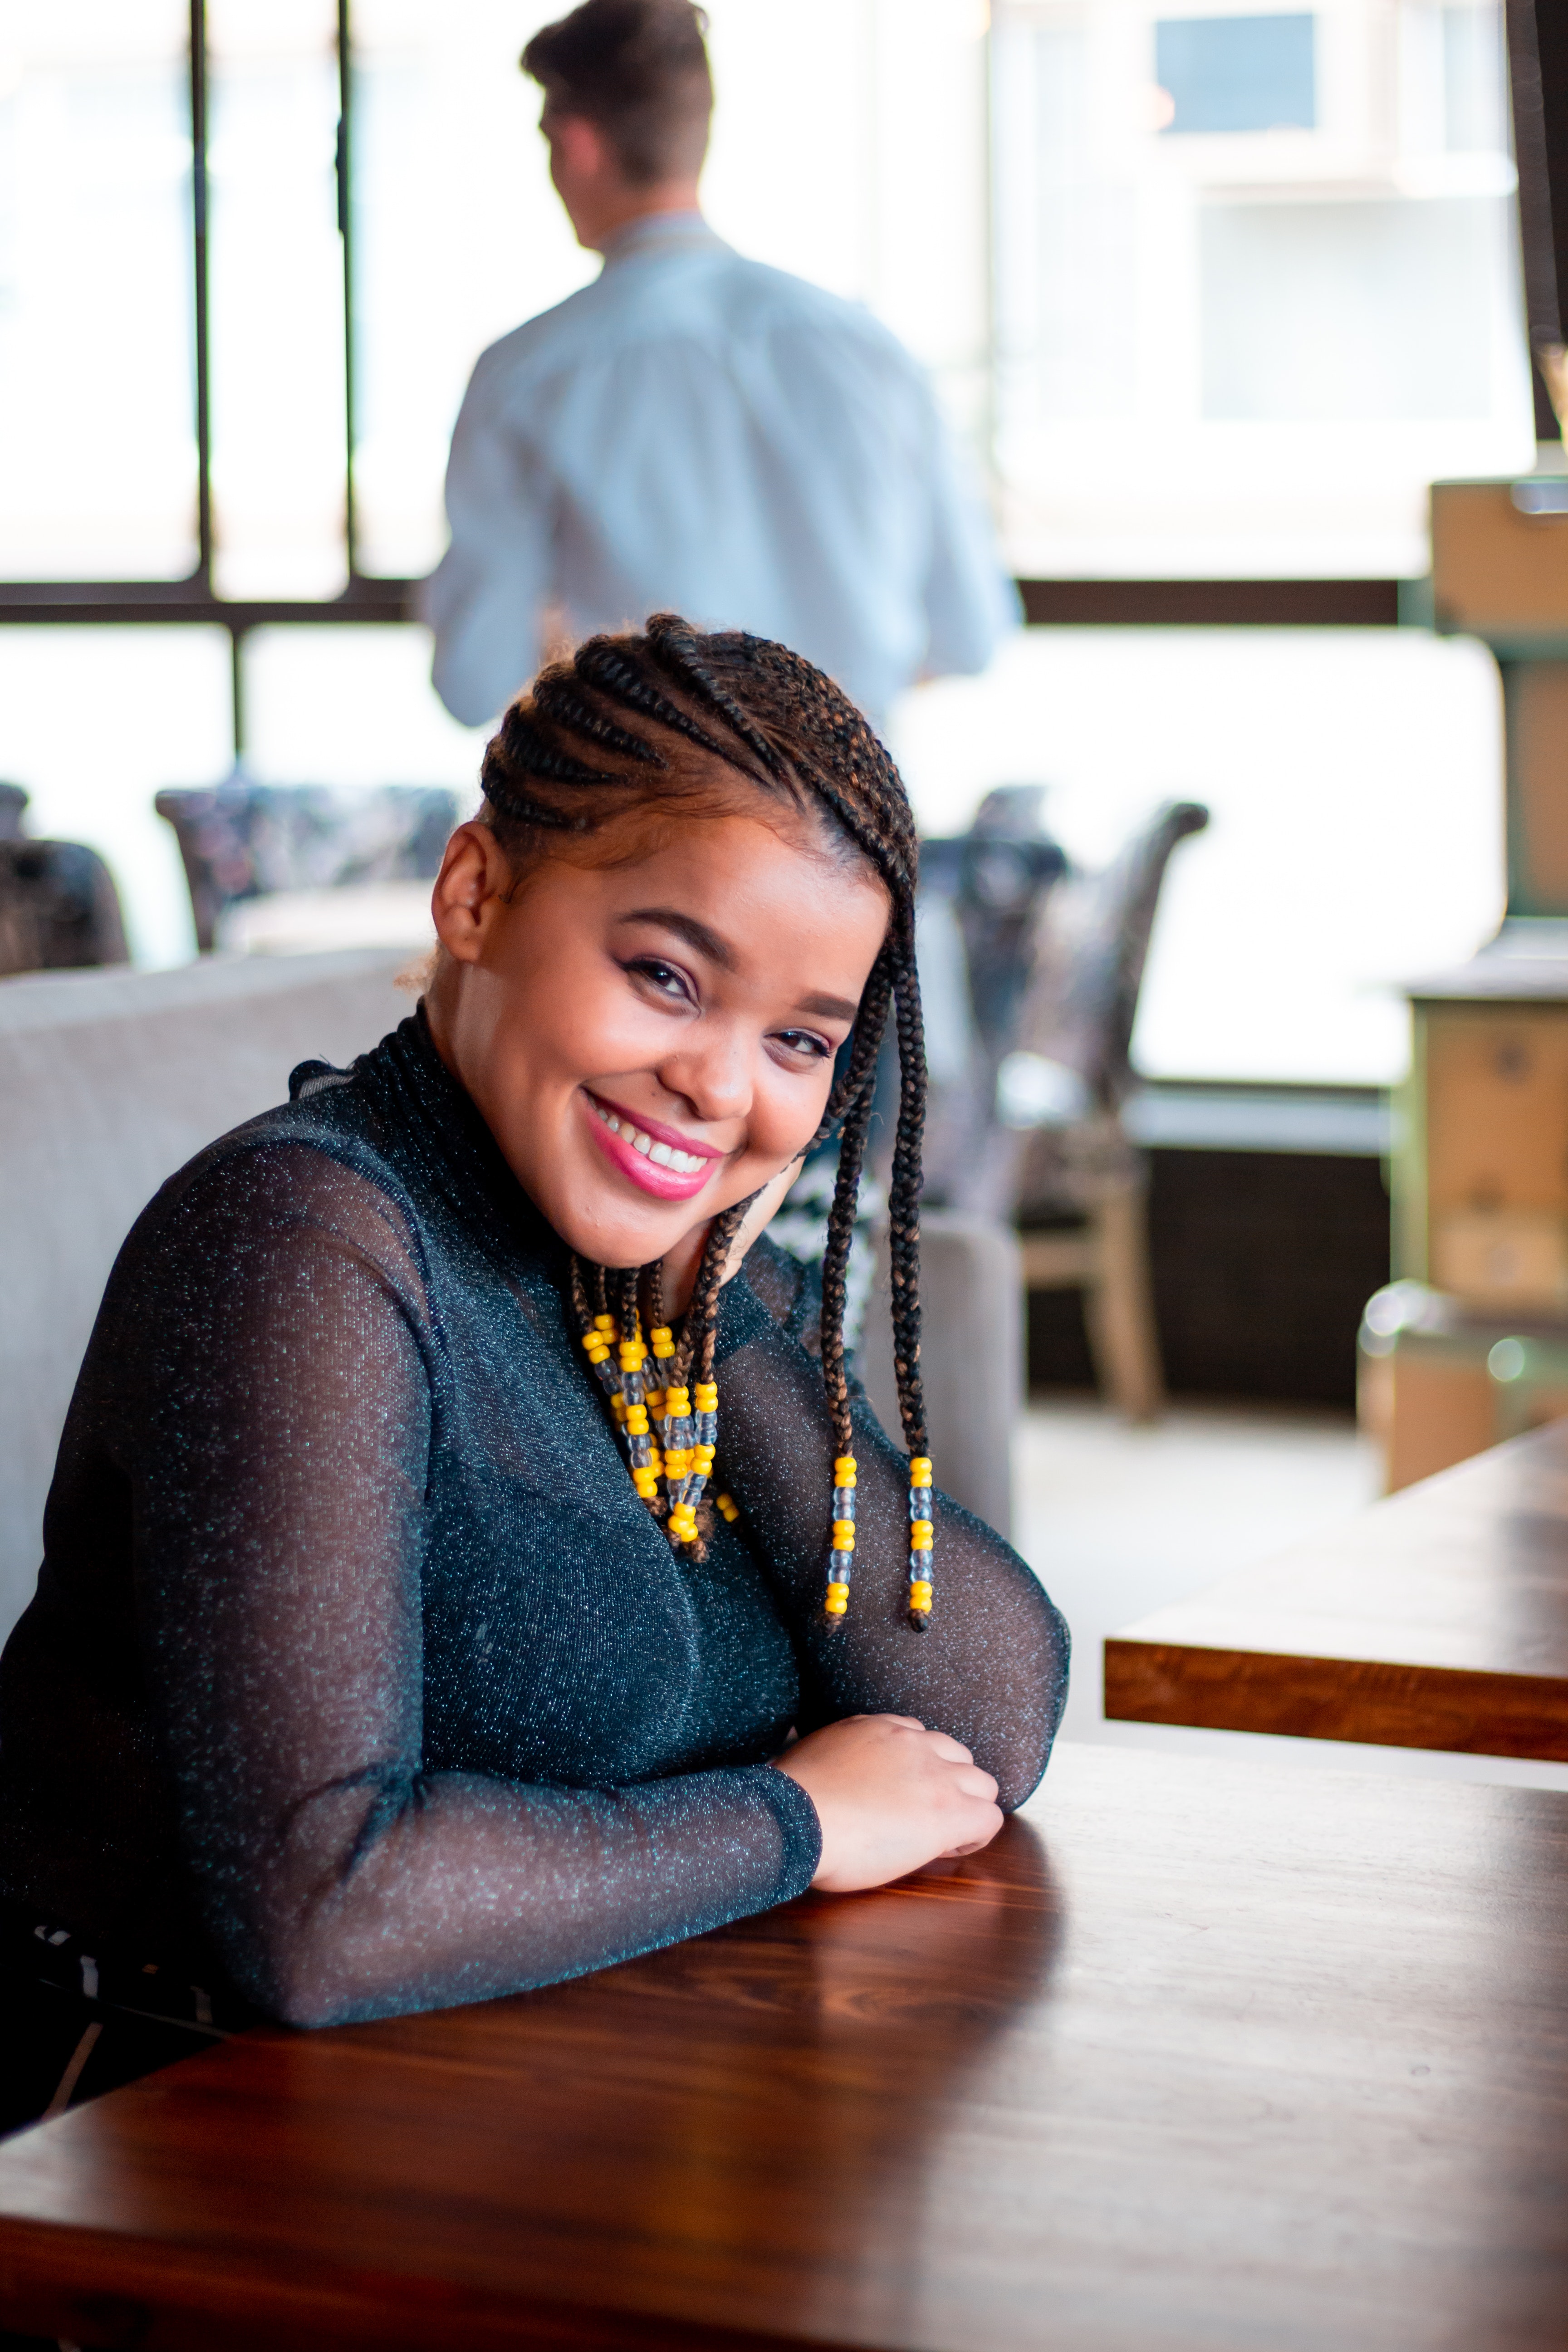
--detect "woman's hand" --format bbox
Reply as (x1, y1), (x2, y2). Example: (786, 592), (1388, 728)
(773, 1713), (1004, 1892)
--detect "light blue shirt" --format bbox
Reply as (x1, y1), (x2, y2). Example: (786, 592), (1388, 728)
(423, 213), (1019, 730)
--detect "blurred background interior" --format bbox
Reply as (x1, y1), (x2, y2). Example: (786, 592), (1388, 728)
(6, 0), (1568, 1779)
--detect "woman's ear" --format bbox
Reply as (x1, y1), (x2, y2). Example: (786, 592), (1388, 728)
(431, 822), (516, 966)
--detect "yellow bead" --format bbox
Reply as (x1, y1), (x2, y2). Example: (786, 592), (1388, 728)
(651, 1327), (675, 1356)
(909, 1458), (932, 1486)
(909, 1579), (933, 1600)
(911, 1526), (933, 1551)
(624, 1407), (649, 1434)
(824, 1595), (848, 1617)
(825, 1580), (849, 1601)
(832, 1520), (856, 1545)
(594, 1315), (616, 1334)
(695, 1383), (718, 1411)
(716, 1493), (740, 1522)
(694, 1444), (715, 1466)
(665, 1387), (690, 1412)
(833, 1455), (857, 1481)
(610, 1396), (627, 1421)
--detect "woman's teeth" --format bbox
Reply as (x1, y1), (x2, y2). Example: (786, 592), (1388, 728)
(592, 1100), (708, 1176)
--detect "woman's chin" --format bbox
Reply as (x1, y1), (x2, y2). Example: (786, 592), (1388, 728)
(540, 1180), (702, 1274)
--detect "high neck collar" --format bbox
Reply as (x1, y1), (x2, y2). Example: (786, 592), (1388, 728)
(358, 1007), (566, 1280)
(598, 210), (725, 268)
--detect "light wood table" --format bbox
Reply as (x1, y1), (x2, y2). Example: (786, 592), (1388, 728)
(1107, 1417), (1568, 1757)
(3, 1740), (1568, 2350)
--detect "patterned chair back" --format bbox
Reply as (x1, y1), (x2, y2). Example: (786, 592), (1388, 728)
(155, 784), (461, 952)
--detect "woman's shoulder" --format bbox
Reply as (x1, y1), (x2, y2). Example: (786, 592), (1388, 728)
(121, 1055), (424, 1293)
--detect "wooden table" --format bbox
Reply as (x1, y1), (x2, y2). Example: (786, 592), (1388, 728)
(1107, 1417), (1568, 1759)
(4, 1740), (1568, 2351)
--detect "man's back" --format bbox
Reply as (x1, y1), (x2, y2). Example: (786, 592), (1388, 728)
(425, 214), (1017, 729)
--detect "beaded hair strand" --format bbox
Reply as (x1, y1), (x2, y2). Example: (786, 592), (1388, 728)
(490, 619), (935, 1629)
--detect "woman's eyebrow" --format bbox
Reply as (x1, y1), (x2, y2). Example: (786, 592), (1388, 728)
(618, 908), (857, 1024)
(617, 906), (735, 970)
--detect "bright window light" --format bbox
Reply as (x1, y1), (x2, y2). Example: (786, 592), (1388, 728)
(992, 0), (1534, 577)
(0, 0), (197, 579)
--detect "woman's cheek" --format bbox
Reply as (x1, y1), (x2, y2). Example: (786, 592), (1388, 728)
(750, 1065), (833, 1170)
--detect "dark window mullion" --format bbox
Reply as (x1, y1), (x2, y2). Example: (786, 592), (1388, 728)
(190, 0), (213, 586)
(337, 0), (359, 582)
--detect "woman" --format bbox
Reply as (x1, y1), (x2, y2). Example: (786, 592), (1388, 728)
(0, 619), (1068, 2117)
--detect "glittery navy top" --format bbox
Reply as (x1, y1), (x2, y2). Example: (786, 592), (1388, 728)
(0, 1013), (1068, 2027)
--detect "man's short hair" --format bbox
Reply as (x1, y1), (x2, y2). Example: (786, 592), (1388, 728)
(522, 0), (713, 187)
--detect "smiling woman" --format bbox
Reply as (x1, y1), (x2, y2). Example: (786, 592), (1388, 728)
(0, 619), (1068, 2123)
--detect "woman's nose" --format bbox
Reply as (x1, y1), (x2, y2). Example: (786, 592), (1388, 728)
(657, 1028), (753, 1128)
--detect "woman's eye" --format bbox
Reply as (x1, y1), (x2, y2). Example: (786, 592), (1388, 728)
(774, 1029), (832, 1060)
(628, 958), (693, 1003)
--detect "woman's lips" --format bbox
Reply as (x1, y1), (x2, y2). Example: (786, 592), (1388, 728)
(582, 1091), (722, 1201)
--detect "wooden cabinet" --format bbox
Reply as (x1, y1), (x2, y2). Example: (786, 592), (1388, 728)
(1403, 986), (1568, 1308)
(1371, 481), (1568, 1486)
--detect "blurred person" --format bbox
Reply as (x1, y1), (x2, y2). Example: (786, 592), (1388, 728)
(423, 0), (1018, 732)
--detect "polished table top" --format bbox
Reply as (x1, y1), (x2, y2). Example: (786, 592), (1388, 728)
(1107, 1418), (1568, 1758)
(3, 1740), (1568, 2351)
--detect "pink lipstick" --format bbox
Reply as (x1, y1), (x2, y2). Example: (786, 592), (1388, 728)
(582, 1091), (722, 1202)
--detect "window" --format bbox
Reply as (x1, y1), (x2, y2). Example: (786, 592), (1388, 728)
(991, 0), (1534, 576)
(1156, 14), (1317, 134)
(0, 0), (197, 578)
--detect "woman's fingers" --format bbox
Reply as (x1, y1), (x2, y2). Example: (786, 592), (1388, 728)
(774, 1711), (1008, 1893)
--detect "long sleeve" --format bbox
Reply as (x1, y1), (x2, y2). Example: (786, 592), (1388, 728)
(714, 1246), (1069, 1810)
(421, 353), (555, 728)
(128, 1147), (819, 2029)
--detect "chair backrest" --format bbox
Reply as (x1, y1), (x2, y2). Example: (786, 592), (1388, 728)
(915, 788), (1068, 1210)
(155, 784), (461, 951)
(0, 950), (412, 1646)
(1018, 799), (1210, 1108)
(0, 840), (130, 978)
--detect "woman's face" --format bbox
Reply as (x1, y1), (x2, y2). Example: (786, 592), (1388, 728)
(426, 810), (890, 1276)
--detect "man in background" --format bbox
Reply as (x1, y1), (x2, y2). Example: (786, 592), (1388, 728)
(424, 0), (1018, 732)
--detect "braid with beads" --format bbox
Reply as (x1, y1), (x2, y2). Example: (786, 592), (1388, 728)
(483, 617), (933, 1625)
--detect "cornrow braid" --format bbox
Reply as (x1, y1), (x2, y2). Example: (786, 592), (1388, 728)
(495, 617), (932, 1628)
(645, 612), (788, 781)
(487, 707), (613, 793)
(573, 638), (737, 766)
(531, 674), (668, 768)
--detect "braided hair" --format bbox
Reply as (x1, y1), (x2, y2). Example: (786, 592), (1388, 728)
(479, 616), (929, 1547)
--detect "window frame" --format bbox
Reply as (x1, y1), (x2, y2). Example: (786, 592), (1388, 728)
(3, 0), (1559, 767)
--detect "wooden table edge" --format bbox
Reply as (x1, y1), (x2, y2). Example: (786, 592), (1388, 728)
(1103, 1634), (1568, 1758)
(0, 2210), (866, 2352)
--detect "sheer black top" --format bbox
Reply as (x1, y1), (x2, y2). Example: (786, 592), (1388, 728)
(0, 1014), (1068, 2028)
